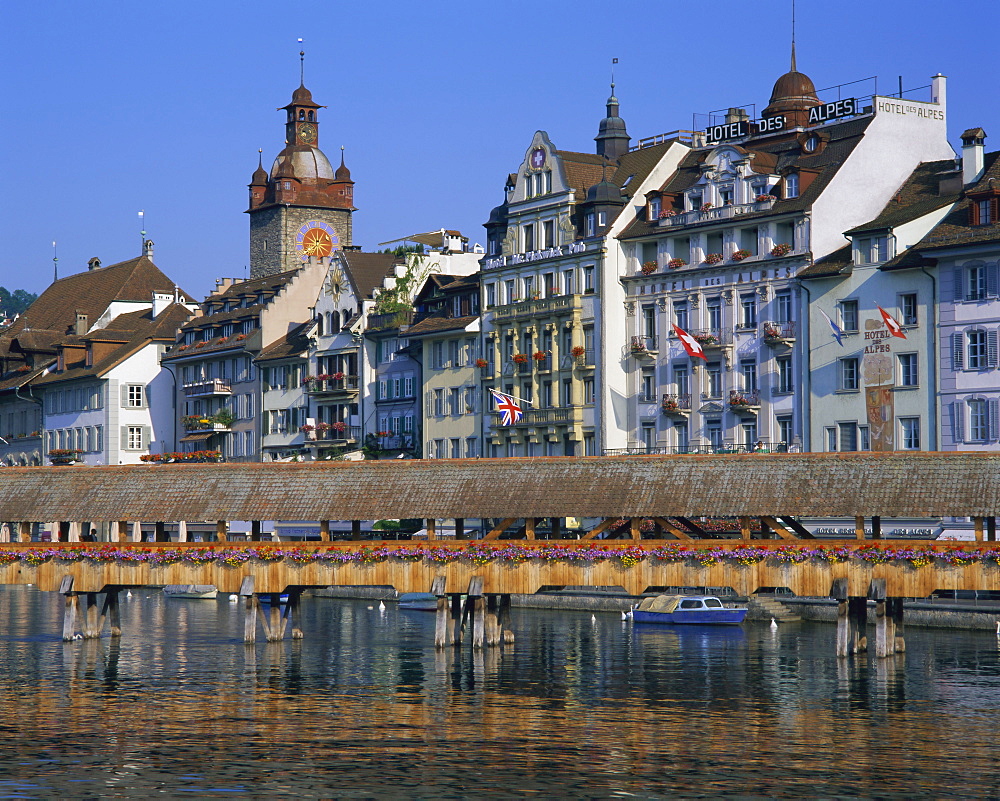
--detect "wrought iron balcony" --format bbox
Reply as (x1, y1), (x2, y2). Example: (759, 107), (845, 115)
(630, 335), (658, 357)
(490, 294), (580, 323)
(313, 425), (362, 443)
(661, 393), (692, 415)
(657, 199), (776, 228)
(761, 320), (796, 345)
(306, 375), (360, 396)
(728, 389), (761, 410)
(367, 309), (414, 331)
(183, 379), (232, 398)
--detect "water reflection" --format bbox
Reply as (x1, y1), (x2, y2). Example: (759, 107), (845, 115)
(1, 585), (1000, 795)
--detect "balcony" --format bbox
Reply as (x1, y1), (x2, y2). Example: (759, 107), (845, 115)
(183, 379), (232, 398)
(604, 439), (788, 456)
(682, 328), (732, 351)
(488, 407), (583, 428)
(761, 321), (796, 347)
(657, 199), (776, 228)
(505, 358), (533, 376)
(312, 425), (362, 444)
(306, 375), (360, 397)
(368, 309), (414, 331)
(377, 434), (414, 451)
(491, 294), (581, 323)
(533, 354), (553, 372)
(661, 393), (692, 416)
(630, 335), (658, 358)
(728, 389), (761, 412)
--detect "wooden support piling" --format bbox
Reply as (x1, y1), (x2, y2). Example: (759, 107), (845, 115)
(240, 576), (257, 644)
(351, 520), (361, 541)
(432, 576), (448, 649)
(83, 592), (100, 638)
(104, 588), (122, 637)
(499, 593), (514, 644)
(472, 595), (485, 649)
(484, 594), (501, 646)
(288, 589), (303, 639)
(426, 518), (436, 541)
(216, 520), (228, 542)
(831, 578), (850, 657)
(870, 578), (894, 657)
(739, 516), (752, 541)
(855, 516), (865, 540)
(318, 520), (329, 542)
(267, 594), (284, 641)
(450, 593), (463, 646)
(62, 594), (79, 641)
(975, 516), (984, 542)
(890, 597), (905, 653)
(850, 597), (868, 653)
(19, 522), (31, 543)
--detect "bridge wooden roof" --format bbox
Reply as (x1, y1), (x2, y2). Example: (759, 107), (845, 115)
(1, 453), (998, 522)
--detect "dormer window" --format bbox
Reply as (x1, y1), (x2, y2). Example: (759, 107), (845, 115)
(585, 212), (596, 237)
(855, 235), (890, 265)
(689, 193), (703, 211)
(973, 198), (996, 226)
(648, 197), (661, 221)
(785, 174), (799, 199)
(85, 345), (93, 368)
(719, 186), (734, 206)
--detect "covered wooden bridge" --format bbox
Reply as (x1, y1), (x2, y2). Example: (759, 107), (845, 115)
(1, 452), (999, 653)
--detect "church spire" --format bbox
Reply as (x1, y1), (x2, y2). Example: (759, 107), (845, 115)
(595, 59), (630, 161)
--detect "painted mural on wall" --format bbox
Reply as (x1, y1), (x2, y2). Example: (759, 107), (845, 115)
(862, 308), (907, 451)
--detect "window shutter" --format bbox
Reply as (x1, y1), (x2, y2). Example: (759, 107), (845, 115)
(954, 268), (965, 301)
(989, 330), (999, 368)
(953, 332), (965, 370)
(990, 399), (1000, 441)
(142, 426), (151, 449)
(120, 426), (129, 450)
(952, 402), (965, 443)
(139, 385), (148, 409)
(120, 384), (129, 407)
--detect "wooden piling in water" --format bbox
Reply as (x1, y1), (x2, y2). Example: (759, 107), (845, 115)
(890, 597), (905, 653)
(850, 597), (868, 652)
(499, 593), (514, 644)
(450, 592), (463, 646)
(870, 579), (894, 657)
(241, 576), (257, 644)
(432, 577), (448, 649)
(288, 589), (303, 639)
(104, 588), (122, 637)
(267, 594), (283, 641)
(484, 594), (500, 646)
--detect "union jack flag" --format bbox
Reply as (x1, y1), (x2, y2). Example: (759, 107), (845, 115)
(489, 388), (523, 425)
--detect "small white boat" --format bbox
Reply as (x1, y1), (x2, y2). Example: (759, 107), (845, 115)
(163, 584), (218, 600)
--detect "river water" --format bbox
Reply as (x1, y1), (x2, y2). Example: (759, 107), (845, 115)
(1, 586), (1000, 798)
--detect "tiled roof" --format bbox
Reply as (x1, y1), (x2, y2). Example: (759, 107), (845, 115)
(404, 314), (478, 337)
(555, 150), (606, 196)
(618, 116), (874, 242)
(33, 304), (193, 386)
(3, 453), (1000, 521)
(798, 244), (851, 279)
(845, 159), (961, 235)
(912, 150), (1000, 253)
(340, 252), (401, 300)
(256, 321), (312, 362)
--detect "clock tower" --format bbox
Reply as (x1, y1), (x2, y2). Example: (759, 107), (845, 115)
(248, 82), (355, 278)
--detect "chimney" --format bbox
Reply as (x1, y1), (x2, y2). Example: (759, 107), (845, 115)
(143, 239), (155, 259)
(725, 107), (749, 125)
(87, 257), (101, 271)
(931, 73), (947, 107)
(75, 312), (88, 336)
(151, 291), (172, 318)
(962, 128), (987, 185)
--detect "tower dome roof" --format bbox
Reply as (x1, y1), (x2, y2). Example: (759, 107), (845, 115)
(335, 150), (351, 181)
(271, 145), (335, 181)
(285, 83), (321, 109)
(762, 66), (821, 124)
(586, 179), (624, 204)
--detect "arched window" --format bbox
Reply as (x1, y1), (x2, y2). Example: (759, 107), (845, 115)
(327, 312), (337, 333)
(342, 310), (351, 329)
(298, 109), (305, 121)
(307, 111), (314, 121)
(316, 314), (324, 336)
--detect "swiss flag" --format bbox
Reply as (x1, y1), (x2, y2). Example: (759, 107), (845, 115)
(672, 324), (707, 360)
(877, 306), (907, 339)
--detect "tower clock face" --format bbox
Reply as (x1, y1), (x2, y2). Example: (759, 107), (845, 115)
(298, 123), (317, 144)
(295, 220), (339, 261)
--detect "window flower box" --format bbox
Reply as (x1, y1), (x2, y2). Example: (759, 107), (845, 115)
(658, 210), (677, 219)
(570, 345), (586, 358)
(532, 351), (547, 362)
(700, 203), (714, 212)
(771, 243), (792, 257)
(694, 332), (719, 346)
(512, 353), (529, 364)
(475, 358), (488, 369)
(667, 258), (687, 269)
(731, 249), (751, 262)
(704, 253), (724, 266)
(755, 194), (777, 203)
(332, 421), (347, 433)
(640, 261), (658, 275)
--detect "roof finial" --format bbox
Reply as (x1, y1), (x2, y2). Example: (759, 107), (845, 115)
(138, 210), (147, 255)
(340, 145), (346, 166)
(298, 38), (305, 85)
(258, 148), (263, 168)
(790, 0), (797, 73)
(52, 240), (58, 282)
(611, 57), (618, 96)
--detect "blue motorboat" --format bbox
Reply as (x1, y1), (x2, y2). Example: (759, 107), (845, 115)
(631, 594), (747, 626)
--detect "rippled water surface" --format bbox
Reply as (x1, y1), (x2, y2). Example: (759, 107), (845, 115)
(2, 586), (1000, 798)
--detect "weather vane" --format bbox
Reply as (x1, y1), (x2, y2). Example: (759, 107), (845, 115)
(52, 240), (58, 282)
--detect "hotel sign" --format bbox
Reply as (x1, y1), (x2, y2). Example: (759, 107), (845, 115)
(704, 98), (859, 143)
(482, 241), (587, 271)
(808, 98), (857, 125)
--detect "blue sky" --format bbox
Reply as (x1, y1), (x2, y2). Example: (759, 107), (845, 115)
(2, 0), (998, 300)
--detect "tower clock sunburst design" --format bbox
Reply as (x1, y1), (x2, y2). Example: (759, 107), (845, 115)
(295, 220), (340, 262)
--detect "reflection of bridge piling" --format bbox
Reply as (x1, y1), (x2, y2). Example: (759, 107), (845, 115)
(832, 578), (906, 658)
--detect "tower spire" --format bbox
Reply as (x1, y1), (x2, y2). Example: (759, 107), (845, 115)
(52, 241), (58, 282)
(298, 38), (305, 85)
(790, 0), (797, 72)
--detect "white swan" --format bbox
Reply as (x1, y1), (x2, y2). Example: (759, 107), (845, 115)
(229, 594), (239, 603)
(770, 617), (778, 630)
(379, 601), (386, 611)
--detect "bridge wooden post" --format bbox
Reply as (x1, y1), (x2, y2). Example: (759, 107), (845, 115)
(116, 521), (127, 543)
(19, 522), (31, 542)
(351, 520), (361, 541)
(267, 594), (284, 641)
(855, 516), (865, 540)
(871, 516), (882, 540)
(851, 598), (868, 652)
(485, 594), (501, 646)
(551, 517), (562, 540)
(317, 520), (329, 542)
(59, 575), (78, 642)
(988, 516), (997, 542)
(82, 593), (100, 638)
(739, 516), (751, 541)
(870, 579), (894, 657)
(432, 576), (449, 649)
(463, 577), (485, 649)
(891, 597), (905, 652)
(154, 522), (167, 542)
(630, 518), (641, 541)
(455, 518), (464, 540)
(499, 594), (515, 644)
(450, 593), (463, 645)
(426, 519), (436, 541)
(252, 521), (263, 542)
(974, 517), (984, 542)
(240, 576), (257, 644)
(287, 589), (303, 639)
(525, 518), (536, 540)
(832, 579), (851, 657)
(101, 588), (122, 637)
(216, 521), (228, 543)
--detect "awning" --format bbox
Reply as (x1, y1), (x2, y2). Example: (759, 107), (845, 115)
(179, 432), (214, 443)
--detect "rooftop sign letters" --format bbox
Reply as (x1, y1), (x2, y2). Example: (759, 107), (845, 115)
(705, 116), (787, 144)
(808, 98), (857, 125)
(482, 241), (587, 271)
